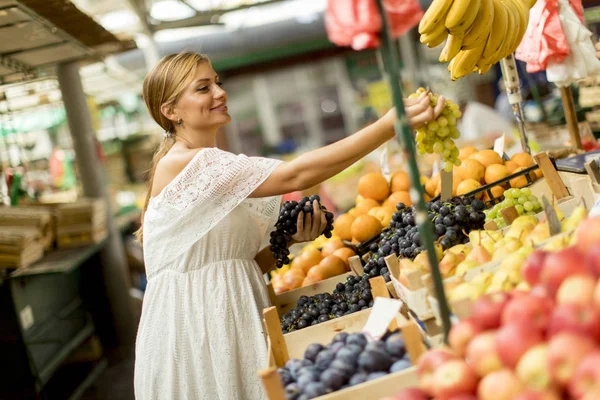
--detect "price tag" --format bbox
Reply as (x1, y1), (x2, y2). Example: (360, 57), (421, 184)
(493, 133), (506, 157)
(542, 196), (562, 235)
(432, 160), (440, 176)
(380, 142), (391, 182)
(362, 297), (402, 342)
(20, 305), (34, 331)
(590, 197), (600, 218)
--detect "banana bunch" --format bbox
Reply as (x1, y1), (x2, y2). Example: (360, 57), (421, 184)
(418, 0), (536, 80)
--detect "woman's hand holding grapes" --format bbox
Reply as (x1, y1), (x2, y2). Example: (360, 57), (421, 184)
(381, 91), (446, 131)
(291, 200), (328, 244)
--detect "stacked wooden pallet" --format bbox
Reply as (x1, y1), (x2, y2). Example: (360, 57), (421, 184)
(0, 207), (54, 250)
(55, 198), (108, 249)
(0, 226), (44, 269)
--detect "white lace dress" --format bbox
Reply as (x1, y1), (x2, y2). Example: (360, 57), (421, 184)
(134, 147), (282, 400)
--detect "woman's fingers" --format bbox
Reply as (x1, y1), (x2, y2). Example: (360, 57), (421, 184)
(310, 200), (322, 239)
(319, 208), (327, 235)
(433, 96), (446, 119)
(295, 211), (304, 240)
(303, 209), (312, 240)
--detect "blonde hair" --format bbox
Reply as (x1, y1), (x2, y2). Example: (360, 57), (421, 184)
(136, 52), (211, 243)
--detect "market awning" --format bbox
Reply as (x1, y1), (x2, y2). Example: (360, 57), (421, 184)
(0, 0), (136, 84)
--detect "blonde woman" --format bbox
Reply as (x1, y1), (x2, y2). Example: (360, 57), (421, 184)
(134, 52), (444, 400)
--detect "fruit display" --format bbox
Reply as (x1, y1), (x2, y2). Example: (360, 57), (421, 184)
(424, 147), (541, 200)
(279, 330), (413, 399)
(418, 0), (537, 79)
(406, 217), (600, 400)
(270, 237), (357, 295)
(484, 187), (543, 227)
(411, 88), (463, 171)
(280, 274), (374, 333)
(271, 196), (335, 268)
(363, 196), (486, 281)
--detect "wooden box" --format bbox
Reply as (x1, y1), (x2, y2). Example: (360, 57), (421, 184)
(55, 198), (108, 249)
(259, 278), (426, 400)
(0, 227), (44, 269)
(0, 207), (54, 250)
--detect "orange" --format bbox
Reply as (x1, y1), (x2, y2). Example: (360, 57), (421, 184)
(485, 164), (509, 185)
(321, 239), (345, 257)
(354, 198), (380, 216)
(333, 213), (355, 241)
(302, 247), (323, 269)
(390, 171), (410, 192)
(355, 194), (365, 204)
(306, 265), (328, 282)
(348, 208), (357, 217)
(351, 215), (383, 242)
(510, 167), (536, 188)
(456, 179), (482, 198)
(426, 173), (440, 196)
(332, 247), (356, 268)
(290, 254), (312, 275)
(458, 159), (485, 182)
(452, 176), (463, 196)
(470, 149), (503, 169)
(534, 168), (543, 180)
(505, 160), (519, 174)
(282, 268), (305, 290)
(483, 186), (505, 202)
(357, 173), (390, 201)
(383, 191), (412, 210)
(511, 152), (534, 168)
(368, 206), (394, 227)
(318, 255), (347, 279)
(458, 146), (479, 160)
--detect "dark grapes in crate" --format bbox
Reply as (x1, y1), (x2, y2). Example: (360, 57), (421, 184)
(363, 197), (486, 279)
(278, 329), (412, 398)
(270, 195), (334, 268)
(280, 275), (373, 334)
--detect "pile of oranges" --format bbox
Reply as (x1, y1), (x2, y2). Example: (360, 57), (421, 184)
(424, 147), (542, 200)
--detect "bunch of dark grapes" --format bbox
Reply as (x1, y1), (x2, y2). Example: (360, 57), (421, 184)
(280, 275), (372, 333)
(363, 197), (486, 278)
(279, 330), (412, 399)
(270, 195), (334, 268)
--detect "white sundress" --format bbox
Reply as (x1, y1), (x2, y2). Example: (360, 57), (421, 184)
(134, 147), (282, 400)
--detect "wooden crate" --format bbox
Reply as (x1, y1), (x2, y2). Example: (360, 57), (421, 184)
(55, 198), (107, 227)
(259, 278), (426, 400)
(0, 227), (44, 269)
(0, 207), (54, 250)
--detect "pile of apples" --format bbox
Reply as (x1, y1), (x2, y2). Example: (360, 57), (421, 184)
(390, 216), (600, 400)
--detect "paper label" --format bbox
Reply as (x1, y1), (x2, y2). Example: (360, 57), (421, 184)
(380, 142), (391, 181)
(362, 297), (402, 342)
(493, 133), (506, 157)
(20, 305), (34, 331)
(590, 197), (600, 218)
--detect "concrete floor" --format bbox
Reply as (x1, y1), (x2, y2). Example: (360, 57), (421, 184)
(80, 350), (135, 400)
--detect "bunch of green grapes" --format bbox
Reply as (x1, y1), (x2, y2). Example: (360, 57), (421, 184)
(484, 188), (543, 228)
(411, 88), (462, 172)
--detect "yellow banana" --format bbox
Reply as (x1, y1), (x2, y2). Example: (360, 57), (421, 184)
(419, 0), (455, 35)
(499, 0), (526, 59)
(481, 0), (508, 62)
(452, 38), (487, 79)
(439, 33), (464, 62)
(524, 0), (537, 8)
(505, 0), (529, 54)
(462, 0), (494, 49)
(420, 22), (448, 47)
(446, 0), (480, 33)
(478, 63), (492, 74)
(494, 0), (518, 61)
(450, 50), (467, 80)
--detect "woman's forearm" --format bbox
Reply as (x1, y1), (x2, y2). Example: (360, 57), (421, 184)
(291, 118), (394, 190)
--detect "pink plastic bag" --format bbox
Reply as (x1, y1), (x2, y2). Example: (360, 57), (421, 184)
(325, 0), (423, 50)
(516, 0), (570, 73)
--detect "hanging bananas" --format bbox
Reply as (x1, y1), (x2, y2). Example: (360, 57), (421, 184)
(419, 0), (536, 80)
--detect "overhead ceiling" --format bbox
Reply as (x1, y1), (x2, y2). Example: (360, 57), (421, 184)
(0, 0), (135, 84)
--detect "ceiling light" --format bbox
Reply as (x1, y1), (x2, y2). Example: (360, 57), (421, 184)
(151, 0), (196, 22)
(98, 10), (140, 32)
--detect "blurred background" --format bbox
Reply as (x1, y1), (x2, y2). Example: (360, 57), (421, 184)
(1, 0), (600, 399)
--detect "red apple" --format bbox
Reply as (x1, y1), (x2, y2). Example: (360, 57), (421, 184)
(568, 351), (600, 399)
(584, 246), (600, 277)
(515, 344), (553, 391)
(530, 285), (551, 299)
(575, 217), (600, 253)
(477, 369), (523, 400)
(465, 331), (503, 377)
(502, 294), (553, 333)
(595, 280), (600, 309)
(548, 332), (597, 387)
(522, 250), (548, 286)
(496, 323), (544, 368)
(392, 388), (430, 400)
(556, 274), (597, 306)
(513, 390), (562, 400)
(540, 247), (588, 297)
(417, 348), (458, 395)
(432, 360), (478, 398)
(471, 292), (511, 330)
(548, 304), (600, 339)
(448, 318), (482, 357)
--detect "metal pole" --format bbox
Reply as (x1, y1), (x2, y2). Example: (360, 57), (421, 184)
(500, 55), (531, 154)
(374, 0), (452, 340)
(57, 61), (137, 347)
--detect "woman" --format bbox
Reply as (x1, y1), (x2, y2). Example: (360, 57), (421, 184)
(134, 52), (444, 400)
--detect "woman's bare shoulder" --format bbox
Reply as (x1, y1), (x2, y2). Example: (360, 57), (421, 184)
(151, 147), (206, 197)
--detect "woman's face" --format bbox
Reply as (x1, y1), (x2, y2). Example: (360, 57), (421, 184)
(172, 62), (231, 131)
